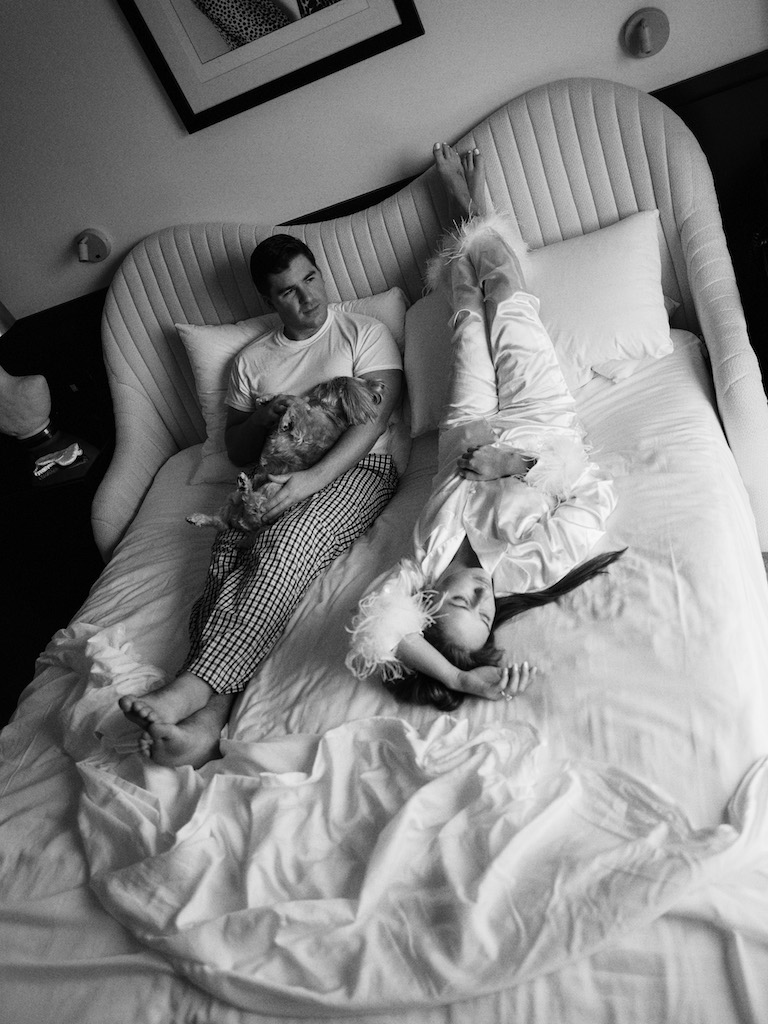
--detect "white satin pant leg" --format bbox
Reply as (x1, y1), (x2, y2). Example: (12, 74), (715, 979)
(415, 220), (617, 590)
(439, 247), (497, 434)
(468, 229), (583, 444)
(464, 231), (617, 593)
(416, 248), (498, 578)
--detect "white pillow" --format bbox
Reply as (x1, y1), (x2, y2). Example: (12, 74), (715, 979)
(178, 287), (409, 483)
(405, 211), (674, 437)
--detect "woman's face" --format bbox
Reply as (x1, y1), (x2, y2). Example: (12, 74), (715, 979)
(433, 566), (495, 652)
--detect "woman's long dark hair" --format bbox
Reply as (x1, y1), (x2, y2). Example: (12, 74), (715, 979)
(383, 548), (625, 711)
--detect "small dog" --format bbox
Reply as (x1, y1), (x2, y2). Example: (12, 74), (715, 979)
(187, 375), (385, 536)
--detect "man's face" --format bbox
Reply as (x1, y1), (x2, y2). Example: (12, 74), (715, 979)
(265, 254), (329, 340)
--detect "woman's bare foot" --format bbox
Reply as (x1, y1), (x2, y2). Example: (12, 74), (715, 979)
(119, 671), (212, 731)
(460, 148), (487, 218)
(434, 142), (488, 226)
(136, 690), (235, 768)
(434, 142), (472, 225)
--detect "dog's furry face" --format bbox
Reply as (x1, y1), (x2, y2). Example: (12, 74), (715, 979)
(187, 376), (384, 536)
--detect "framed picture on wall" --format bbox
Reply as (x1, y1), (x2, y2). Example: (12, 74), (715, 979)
(116, 0), (424, 133)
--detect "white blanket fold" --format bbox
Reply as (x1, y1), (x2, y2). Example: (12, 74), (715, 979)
(67, 646), (768, 1016)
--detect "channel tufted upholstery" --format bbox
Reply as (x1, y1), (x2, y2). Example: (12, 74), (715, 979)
(95, 77), (768, 559)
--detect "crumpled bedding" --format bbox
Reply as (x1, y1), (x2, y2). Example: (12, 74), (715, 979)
(57, 627), (768, 1015)
(4, 331), (768, 1022)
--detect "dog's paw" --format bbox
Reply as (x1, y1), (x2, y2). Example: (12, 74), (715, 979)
(186, 513), (213, 528)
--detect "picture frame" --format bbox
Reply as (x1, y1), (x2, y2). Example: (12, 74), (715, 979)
(116, 0), (424, 133)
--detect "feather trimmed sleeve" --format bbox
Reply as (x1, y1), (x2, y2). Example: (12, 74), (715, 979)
(345, 559), (436, 681)
(522, 434), (591, 502)
(424, 208), (529, 298)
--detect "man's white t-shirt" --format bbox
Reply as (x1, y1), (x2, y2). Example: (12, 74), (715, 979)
(225, 308), (405, 462)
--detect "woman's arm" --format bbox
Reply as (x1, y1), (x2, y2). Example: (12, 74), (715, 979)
(395, 633), (535, 701)
(457, 443), (536, 480)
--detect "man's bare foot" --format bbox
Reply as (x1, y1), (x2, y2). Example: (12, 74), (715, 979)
(139, 720), (222, 769)
(136, 689), (235, 768)
(118, 671), (212, 730)
(434, 142), (472, 225)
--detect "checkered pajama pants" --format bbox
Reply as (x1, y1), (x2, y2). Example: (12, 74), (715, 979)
(183, 453), (399, 693)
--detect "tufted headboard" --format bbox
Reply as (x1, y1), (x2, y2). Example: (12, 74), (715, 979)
(95, 76), (768, 559)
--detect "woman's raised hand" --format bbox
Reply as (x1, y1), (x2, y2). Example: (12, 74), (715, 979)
(455, 661), (537, 700)
(457, 444), (532, 480)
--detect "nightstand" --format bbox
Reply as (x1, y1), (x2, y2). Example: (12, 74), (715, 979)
(0, 288), (114, 726)
(1, 435), (108, 724)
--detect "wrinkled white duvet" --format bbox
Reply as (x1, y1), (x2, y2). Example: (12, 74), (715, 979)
(61, 627), (768, 1015)
(4, 332), (768, 1023)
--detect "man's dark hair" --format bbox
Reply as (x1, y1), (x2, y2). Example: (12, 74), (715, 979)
(249, 234), (318, 298)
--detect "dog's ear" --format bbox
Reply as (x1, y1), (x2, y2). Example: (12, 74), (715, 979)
(308, 379), (334, 406)
(365, 378), (385, 404)
(337, 377), (384, 425)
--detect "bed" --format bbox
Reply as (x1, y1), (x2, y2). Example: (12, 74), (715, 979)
(4, 76), (768, 1023)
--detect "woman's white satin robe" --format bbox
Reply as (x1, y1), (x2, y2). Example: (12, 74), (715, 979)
(414, 224), (616, 596)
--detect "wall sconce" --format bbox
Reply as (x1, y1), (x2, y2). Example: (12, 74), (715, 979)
(76, 228), (111, 264)
(621, 7), (669, 58)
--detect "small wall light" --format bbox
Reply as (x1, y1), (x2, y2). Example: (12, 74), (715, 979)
(621, 7), (669, 58)
(76, 228), (111, 263)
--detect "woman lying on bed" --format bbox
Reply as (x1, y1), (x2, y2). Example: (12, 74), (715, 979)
(346, 143), (622, 710)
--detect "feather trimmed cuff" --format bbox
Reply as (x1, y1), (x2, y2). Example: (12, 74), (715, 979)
(346, 559), (436, 681)
(523, 434), (591, 501)
(424, 209), (529, 298)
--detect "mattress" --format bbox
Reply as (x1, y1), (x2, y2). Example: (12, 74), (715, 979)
(3, 330), (768, 1023)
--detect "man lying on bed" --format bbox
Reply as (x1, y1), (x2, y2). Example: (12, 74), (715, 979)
(118, 234), (403, 766)
(347, 144), (622, 709)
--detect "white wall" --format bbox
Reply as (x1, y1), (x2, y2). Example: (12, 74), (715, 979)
(2, 0), (767, 317)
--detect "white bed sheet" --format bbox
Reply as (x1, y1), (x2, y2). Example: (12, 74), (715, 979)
(3, 330), (768, 1023)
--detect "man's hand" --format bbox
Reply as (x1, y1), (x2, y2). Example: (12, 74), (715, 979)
(258, 394), (294, 428)
(457, 443), (533, 480)
(454, 661), (537, 700)
(261, 469), (320, 522)
(225, 396), (296, 466)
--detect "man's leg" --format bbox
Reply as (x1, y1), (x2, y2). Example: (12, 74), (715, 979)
(125, 455), (398, 765)
(138, 691), (236, 768)
(185, 526), (243, 666)
(184, 455), (398, 692)
(118, 527), (243, 731)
